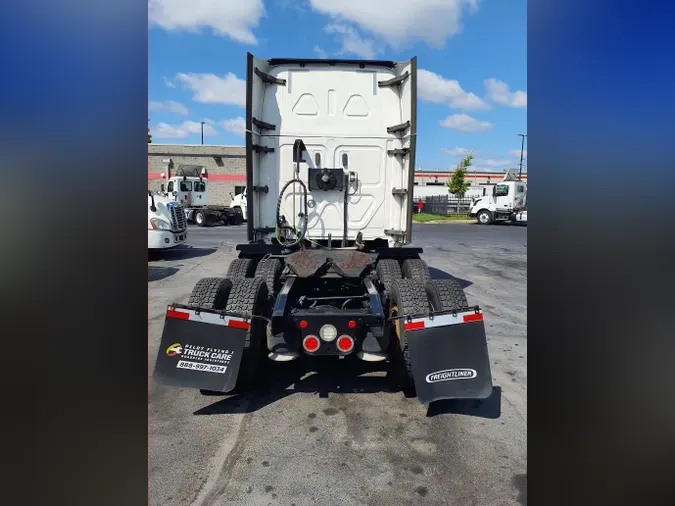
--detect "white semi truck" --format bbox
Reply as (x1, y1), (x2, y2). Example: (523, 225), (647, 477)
(470, 169), (527, 224)
(153, 54), (496, 407)
(229, 186), (247, 221)
(159, 166), (244, 227)
(148, 190), (187, 250)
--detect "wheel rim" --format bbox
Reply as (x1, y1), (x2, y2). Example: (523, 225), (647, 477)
(197, 213), (203, 224)
(479, 212), (488, 223)
(391, 305), (402, 341)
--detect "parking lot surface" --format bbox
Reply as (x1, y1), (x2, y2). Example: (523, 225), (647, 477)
(149, 222), (527, 506)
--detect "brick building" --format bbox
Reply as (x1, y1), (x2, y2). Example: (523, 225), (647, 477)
(148, 144), (528, 203)
(148, 144), (246, 205)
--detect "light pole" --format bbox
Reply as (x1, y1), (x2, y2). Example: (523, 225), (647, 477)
(517, 133), (527, 181)
(201, 121), (205, 145)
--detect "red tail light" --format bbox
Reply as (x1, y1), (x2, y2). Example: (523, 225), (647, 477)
(299, 320), (309, 329)
(337, 335), (354, 353)
(348, 320), (357, 329)
(303, 335), (320, 352)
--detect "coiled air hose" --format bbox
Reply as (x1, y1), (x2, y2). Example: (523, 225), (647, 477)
(275, 178), (309, 247)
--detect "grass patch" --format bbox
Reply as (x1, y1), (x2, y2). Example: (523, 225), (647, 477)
(412, 213), (474, 223)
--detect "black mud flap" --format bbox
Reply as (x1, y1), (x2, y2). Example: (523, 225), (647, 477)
(153, 305), (249, 393)
(406, 309), (493, 404)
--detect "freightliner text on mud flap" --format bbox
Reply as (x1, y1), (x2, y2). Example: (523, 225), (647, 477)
(153, 306), (250, 393)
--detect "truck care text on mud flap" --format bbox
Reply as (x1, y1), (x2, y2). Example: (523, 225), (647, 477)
(152, 54), (498, 408)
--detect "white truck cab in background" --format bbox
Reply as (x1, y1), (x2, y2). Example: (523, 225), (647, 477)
(148, 190), (187, 249)
(158, 166), (243, 227)
(229, 186), (247, 221)
(470, 170), (527, 225)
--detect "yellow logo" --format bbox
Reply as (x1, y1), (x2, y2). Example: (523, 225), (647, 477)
(166, 343), (183, 357)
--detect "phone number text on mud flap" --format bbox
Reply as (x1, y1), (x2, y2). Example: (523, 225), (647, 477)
(176, 360), (227, 374)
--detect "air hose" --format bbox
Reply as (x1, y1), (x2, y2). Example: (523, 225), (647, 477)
(276, 177), (308, 247)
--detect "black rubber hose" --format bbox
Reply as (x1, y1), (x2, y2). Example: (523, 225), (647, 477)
(276, 178), (308, 247)
(342, 173), (348, 247)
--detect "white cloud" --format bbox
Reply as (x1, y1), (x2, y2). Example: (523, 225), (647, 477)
(163, 76), (176, 88)
(149, 0), (265, 44)
(508, 149), (527, 159)
(324, 24), (377, 59)
(313, 45), (328, 58)
(153, 120), (218, 139)
(440, 114), (494, 133)
(149, 100), (189, 116)
(220, 117), (246, 137)
(175, 72), (246, 107)
(418, 69), (490, 111)
(484, 78), (527, 108)
(475, 158), (512, 167)
(441, 147), (470, 156)
(309, 0), (478, 49)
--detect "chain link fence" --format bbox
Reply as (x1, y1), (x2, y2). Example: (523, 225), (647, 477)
(415, 195), (474, 217)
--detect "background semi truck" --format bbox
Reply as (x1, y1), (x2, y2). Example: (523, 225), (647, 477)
(158, 165), (244, 227)
(153, 54), (496, 405)
(148, 190), (187, 250)
(229, 186), (247, 221)
(470, 169), (527, 224)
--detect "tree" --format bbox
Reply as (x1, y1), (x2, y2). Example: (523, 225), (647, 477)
(447, 153), (473, 213)
(148, 127), (152, 144)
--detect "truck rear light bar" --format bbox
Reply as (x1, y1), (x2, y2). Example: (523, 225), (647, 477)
(403, 310), (483, 331)
(165, 307), (250, 330)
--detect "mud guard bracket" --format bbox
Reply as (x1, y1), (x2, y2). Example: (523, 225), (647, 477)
(405, 309), (494, 404)
(153, 306), (249, 393)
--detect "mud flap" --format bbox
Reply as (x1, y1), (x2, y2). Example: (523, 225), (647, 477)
(153, 305), (249, 393)
(405, 309), (493, 404)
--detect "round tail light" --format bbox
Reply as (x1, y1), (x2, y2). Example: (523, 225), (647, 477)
(337, 335), (354, 353)
(303, 335), (320, 353)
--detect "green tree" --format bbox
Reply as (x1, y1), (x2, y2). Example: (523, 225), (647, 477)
(148, 127), (152, 144)
(447, 153), (473, 213)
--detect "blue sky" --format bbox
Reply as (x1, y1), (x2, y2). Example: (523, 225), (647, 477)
(149, 0), (526, 172)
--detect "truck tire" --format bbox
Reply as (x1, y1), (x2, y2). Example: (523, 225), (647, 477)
(226, 258), (256, 280)
(225, 277), (269, 392)
(254, 258), (283, 297)
(402, 258), (430, 283)
(232, 207), (244, 225)
(477, 210), (492, 225)
(376, 259), (402, 293)
(389, 279), (430, 395)
(187, 277), (232, 310)
(195, 210), (207, 227)
(425, 279), (469, 313)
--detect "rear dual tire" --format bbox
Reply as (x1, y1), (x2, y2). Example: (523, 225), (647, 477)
(389, 278), (470, 396)
(187, 275), (268, 396)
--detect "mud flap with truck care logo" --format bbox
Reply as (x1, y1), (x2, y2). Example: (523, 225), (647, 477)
(405, 309), (494, 404)
(153, 306), (248, 393)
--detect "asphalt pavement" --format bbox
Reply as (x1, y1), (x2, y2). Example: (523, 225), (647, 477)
(149, 221), (527, 506)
